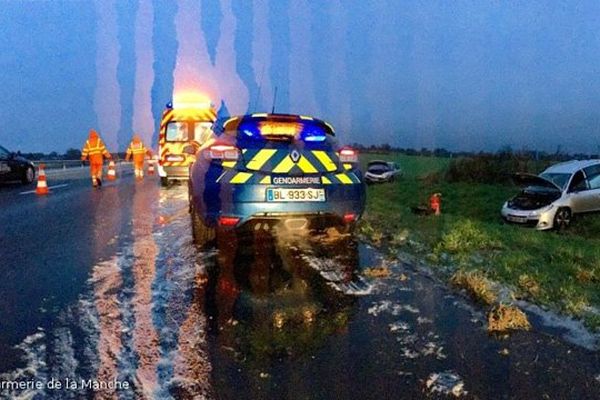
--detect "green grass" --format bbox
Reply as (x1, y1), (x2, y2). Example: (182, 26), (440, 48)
(360, 153), (600, 331)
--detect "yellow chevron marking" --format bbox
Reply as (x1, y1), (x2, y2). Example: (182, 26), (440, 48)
(297, 156), (318, 173)
(222, 161), (236, 168)
(335, 173), (353, 184)
(230, 172), (253, 184)
(312, 151), (337, 172)
(246, 149), (277, 170)
(169, 109), (216, 121)
(273, 156), (295, 173)
(343, 163), (352, 170)
(260, 176), (272, 184)
(321, 176), (332, 185)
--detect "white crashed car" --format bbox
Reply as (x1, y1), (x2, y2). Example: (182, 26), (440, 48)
(364, 160), (402, 183)
(501, 160), (600, 230)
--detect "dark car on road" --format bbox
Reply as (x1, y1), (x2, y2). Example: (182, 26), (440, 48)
(0, 145), (35, 184)
(188, 113), (367, 246)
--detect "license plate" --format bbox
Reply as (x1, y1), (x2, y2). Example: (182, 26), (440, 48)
(266, 188), (325, 202)
(507, 215), (527, 223)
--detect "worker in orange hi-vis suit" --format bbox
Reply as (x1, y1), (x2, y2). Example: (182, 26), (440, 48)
(81, 129), (112, 187)
(125, 134), (152, 180)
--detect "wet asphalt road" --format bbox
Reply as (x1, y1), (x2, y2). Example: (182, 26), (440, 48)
(0, 170), (599, 399)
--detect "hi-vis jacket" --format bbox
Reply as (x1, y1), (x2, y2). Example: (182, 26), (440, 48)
(82, 136), (110, 164)
(126, 141), (150, 163)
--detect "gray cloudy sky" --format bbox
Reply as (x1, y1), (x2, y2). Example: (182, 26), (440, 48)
(0, 0), (599, 154)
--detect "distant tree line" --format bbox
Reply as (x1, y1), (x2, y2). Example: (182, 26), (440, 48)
(19, 148), (128, 160)
(349, 143), (599, 161)
(16, 143), (599, 163)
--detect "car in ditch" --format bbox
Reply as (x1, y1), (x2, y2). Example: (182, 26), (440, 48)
(0, 145), (35, 185)
(364, 160), (402, 183)
(188, 113), (367, 246)
(501, 159), (600, 230)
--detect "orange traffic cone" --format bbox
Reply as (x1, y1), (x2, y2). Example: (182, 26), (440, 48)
(148, 161), (155, 175)
(36, 164), (49, 195)
(107, 160), (116, 180)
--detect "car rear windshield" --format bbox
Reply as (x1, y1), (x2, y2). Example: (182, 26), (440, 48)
(166, 121), (213, 142)
(223, 116), (334, 143)
(368, 165), (391, 173)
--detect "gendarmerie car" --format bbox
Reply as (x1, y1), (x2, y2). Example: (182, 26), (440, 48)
(188, 113), (366, 246)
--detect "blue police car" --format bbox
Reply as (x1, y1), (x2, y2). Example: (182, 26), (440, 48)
(188, 113), (366, 246)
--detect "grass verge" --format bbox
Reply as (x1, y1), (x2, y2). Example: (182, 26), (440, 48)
(360, 153), (600, 331)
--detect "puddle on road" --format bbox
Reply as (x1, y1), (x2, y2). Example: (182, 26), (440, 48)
(1, 185), (599, 399)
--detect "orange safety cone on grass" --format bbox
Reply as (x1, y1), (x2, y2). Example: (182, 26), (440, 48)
(36, 164), (49, 195)
(430, 193), (442, 216)
(107, 160), (117, 180)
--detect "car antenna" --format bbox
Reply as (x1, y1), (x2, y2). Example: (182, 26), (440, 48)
(251, 63), (266, 112)
(271, 86), (278, 114)
(251, 83), (262, 113)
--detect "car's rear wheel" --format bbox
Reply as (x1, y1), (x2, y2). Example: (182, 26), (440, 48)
(160, 177), (169, 187)
(21, 166), (35, 184)
(554, 207), (572, 231)
(191, 205), (215, 248)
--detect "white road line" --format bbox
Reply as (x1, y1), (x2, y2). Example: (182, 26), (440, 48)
(19, 183), (70, 195)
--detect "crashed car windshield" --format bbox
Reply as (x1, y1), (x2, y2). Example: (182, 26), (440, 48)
(539, 172), (571, 190)
(367, 163), (391, 174)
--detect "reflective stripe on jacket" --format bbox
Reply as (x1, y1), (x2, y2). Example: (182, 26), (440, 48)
(82, 139), (109, 157)
(126, 142), (147, 156)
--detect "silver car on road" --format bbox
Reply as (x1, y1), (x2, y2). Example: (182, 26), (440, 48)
(501, 159), (600, 230)
(364, 160), (402, 184)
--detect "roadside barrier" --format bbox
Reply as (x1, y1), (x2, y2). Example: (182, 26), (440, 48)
(36, 164), (49, 195)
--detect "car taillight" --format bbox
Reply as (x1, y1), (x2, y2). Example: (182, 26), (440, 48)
(218, 216), (241, 227)
(205, 144), (240, 161)
(343, 213), (357, 223)
(339, 147), (358, 163)
(165, 154), (185, 162)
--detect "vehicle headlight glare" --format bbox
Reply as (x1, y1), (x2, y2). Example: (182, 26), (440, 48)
(529, 204), (553, 218)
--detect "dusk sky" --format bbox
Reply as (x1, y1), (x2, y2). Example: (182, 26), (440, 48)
(0, 0), (599, 154)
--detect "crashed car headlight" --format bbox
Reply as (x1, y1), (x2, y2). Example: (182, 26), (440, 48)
(529, 205), (554, 218)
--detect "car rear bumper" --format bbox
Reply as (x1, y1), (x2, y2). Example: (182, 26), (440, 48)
(192, 182), (366, 228)
(158, 165), (190, 179)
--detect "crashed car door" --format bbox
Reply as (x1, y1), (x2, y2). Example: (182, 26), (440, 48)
(567, 170), (596, 213)
(583, 166), (600, 212)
